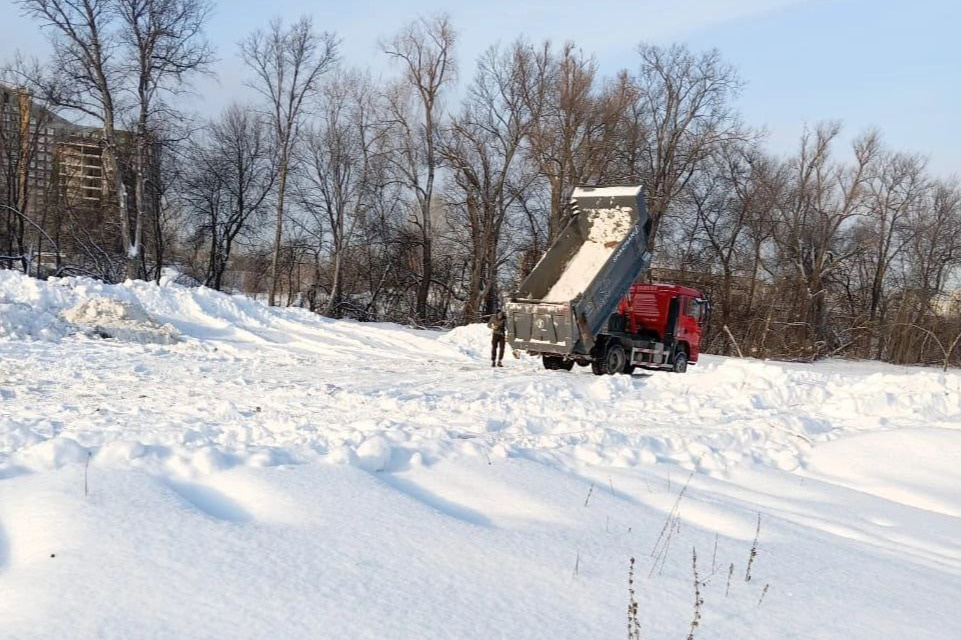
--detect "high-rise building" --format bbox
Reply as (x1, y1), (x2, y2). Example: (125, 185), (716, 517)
(0, 84), (131, 218)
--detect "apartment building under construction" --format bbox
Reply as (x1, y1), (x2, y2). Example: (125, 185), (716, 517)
(0, 84), (132, 219)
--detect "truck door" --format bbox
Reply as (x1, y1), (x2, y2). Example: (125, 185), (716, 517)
(663, 295), (681, 346)
(678, 297), (704, 362)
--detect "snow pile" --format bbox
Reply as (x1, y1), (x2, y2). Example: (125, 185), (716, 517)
(438, 323), (499, 360)
(0, 272), (180, 344)
(62, 297), (180, 344)
(0, 270), (452, 358)
(0, 270), (73, 340)
(0, 301), (69, 341)
(543, 206), (634, 302)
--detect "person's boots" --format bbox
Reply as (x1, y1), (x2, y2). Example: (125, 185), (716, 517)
(497, 360), (503, 367)
(491, 360), (496, 367)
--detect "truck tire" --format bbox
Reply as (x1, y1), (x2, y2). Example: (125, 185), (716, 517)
(593, 344), (626, 376)
(672, 350), (688, 373)
(543, 355), (573, 371)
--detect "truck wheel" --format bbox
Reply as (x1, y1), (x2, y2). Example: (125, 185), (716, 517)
(543, 355), (573, 371)
(594, 344), (626, 376)
(672, 350), (688, 373)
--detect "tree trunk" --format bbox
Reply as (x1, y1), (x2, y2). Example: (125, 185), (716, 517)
(127, 107), (151, 281)
(325, 247), (344, 317)
(462, 245), (485, 324)
(416, 236), (432, 322)
(268, 157), (289, 306)
(101, 108), (130, 283)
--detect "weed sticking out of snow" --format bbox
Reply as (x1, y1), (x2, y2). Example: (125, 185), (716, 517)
(687, 548), (704, 640)
(757, 583), (771, 607)
(745, 513), (761, 582)
(84, 450), (91, 497)
(627, 557), (641, 640)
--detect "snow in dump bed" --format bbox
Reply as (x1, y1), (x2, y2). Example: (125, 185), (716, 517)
(543, 206), (634, 302)
(572, 184), (641, 198)
(2, 270), (961, 639)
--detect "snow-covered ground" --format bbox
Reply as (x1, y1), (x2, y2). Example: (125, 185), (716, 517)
(1, 270), (960, 639)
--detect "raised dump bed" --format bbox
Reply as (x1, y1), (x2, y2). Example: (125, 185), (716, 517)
(506, 185), (652, 359)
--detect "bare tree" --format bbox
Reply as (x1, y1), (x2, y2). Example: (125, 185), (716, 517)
(683, 139), (763, 346)
(628, 44), (744, 251)
(294, 70), (377, 316)
(885, 179), (961, 363)
(525, 42), (624, 241)
(771, 124), (880, 355)
(381, 14), (456, 323)
(241, 16), (338, 305)
(0, 58), (67, 274)
(442, 41), (544, 322)
(115, 0), (213, 278)
(181, 104), (274, 290)
(862, 151), (928, 321)
(18, 0), (131, 275)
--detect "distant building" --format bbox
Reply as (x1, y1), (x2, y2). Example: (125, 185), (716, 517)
(0, 84), (132, 219)
(1, 85), (63, 219)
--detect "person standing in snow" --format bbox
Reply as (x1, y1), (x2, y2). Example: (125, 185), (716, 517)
(489, 310), (507, 367)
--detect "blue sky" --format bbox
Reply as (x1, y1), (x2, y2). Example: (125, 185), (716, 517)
(2, 0), (959, 176)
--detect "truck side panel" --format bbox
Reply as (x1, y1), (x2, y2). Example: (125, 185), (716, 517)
(573, 222), (651, 343)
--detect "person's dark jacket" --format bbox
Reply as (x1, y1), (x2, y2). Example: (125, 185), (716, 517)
(488, 313), (506, 338)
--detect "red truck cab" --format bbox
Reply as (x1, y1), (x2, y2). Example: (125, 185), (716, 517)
(615, 283), (709, 371)
(539, 281), (709, 375)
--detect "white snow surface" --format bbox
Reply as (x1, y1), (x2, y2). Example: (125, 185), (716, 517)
(572, 185), (641, 198)
(1, 270), (961, 639)
(543, 206), (634, 302)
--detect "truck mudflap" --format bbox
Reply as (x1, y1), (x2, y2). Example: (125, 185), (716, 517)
(506, 302), (575, 355)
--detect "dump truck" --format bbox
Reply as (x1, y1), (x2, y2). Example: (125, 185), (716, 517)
(505, 185), (709, 374)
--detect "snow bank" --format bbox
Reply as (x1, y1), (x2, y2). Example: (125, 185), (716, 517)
(63, 297), (179, 344)
(0, 271), (178, 344)
(0, 270), (73, 340)
(0, 271), (468, 363)
(0, 301), (69, 341)
(437, 323), (494, 359)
